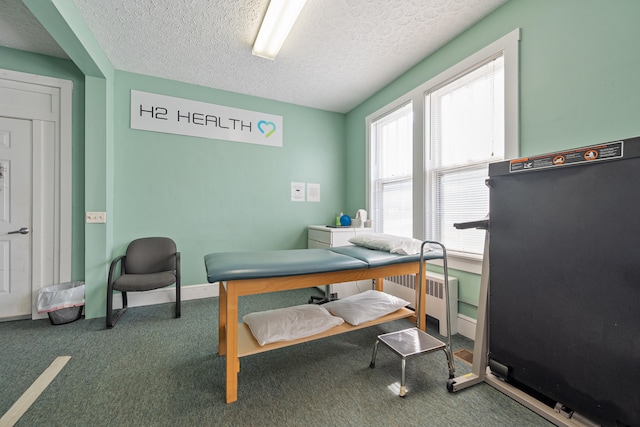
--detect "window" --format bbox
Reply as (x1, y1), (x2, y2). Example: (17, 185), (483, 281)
(369, 103), (413, 237)
(366, 30), (519, 271)
(426, 56), (504, 255)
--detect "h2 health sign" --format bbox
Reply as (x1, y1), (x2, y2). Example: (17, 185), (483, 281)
(130, 90), (283, 147)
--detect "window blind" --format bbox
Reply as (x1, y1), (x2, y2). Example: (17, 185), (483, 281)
(370, 103), (413, 237)
(427, 55), (504, 254)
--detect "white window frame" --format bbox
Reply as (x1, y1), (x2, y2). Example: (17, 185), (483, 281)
(366, 29), (520, 274)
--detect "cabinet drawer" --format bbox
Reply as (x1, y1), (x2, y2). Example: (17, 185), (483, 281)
(308, 228), (331, 245)
(331, 232), (356, 247)
(307, 239), (329, 249)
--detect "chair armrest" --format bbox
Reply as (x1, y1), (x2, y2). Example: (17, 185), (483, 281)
(108, 255), (126, 289)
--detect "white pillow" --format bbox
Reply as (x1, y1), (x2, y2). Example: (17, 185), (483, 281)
(348, 233), (427, 255)
(323, 290), (410, 326)
(243, 304), (344, 346)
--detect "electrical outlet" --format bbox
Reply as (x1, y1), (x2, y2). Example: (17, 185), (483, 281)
(86, 211), (106, 223)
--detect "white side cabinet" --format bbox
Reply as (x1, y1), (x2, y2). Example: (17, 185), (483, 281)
(307, 225), (373, 298)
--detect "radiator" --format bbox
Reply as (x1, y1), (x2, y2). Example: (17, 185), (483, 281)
(383, 271), (458, 336)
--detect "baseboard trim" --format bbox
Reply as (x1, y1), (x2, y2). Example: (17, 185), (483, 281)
(112, 282), (219, 309)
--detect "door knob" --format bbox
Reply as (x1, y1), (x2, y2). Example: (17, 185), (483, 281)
(8, 227), (30, 235)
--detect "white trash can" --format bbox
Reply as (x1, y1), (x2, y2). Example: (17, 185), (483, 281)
(37, 281), (85, 325)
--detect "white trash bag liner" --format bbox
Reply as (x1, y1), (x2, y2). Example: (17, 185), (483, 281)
(37, 281), (85, 314)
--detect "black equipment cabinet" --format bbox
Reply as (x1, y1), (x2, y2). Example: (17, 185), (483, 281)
(487, 137), (640, 427)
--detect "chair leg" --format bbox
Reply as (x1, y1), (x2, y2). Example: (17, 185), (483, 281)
(107, 291), (128, 329)
(106, 286), (114, 328)
(175, 283), (181, 318)
(175, 253), (181, 319)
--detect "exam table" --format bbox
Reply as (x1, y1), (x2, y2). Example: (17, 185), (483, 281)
(204, 243), (454, 403)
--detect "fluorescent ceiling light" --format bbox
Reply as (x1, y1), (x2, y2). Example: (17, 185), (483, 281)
(252, 0), (308, 60)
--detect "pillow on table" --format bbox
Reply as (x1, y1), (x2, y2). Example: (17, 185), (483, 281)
(243, 304), (344, 346)
(348, 233), (427, 255)
(323, 290), (411, 326)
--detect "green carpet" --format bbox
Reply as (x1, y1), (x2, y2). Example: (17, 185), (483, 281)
(0, 289), (553, 426)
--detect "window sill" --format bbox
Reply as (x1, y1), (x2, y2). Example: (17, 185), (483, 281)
(427, 250), (483, 275)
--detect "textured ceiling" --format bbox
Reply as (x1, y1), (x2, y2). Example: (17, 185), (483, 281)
(0, 0), (68, 58)
(0, 0), (508, 113)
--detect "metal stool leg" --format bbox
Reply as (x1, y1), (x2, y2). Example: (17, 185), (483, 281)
(400, 358), (407, 397)
(369, 339), (379, 368)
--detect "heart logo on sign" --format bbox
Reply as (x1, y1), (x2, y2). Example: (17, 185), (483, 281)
(257, 120), (276, 138)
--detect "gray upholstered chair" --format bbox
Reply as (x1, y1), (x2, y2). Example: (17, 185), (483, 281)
(106, 237), (180, 328)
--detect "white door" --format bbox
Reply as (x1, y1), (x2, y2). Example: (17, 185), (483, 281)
(0, 117), (32, 319)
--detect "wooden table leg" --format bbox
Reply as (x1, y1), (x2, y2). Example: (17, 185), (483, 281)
(225, 281), (239, 404)
(374, 277), (384, 291)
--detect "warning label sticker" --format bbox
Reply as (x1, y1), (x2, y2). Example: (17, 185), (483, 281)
(509, 141), (623, 173)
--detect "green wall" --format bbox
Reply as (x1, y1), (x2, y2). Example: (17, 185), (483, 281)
(14, 0), (347, 319)
(7, 0), (640, 321)
(112, 71), (346, 286)
(345, 0), (640, 318)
